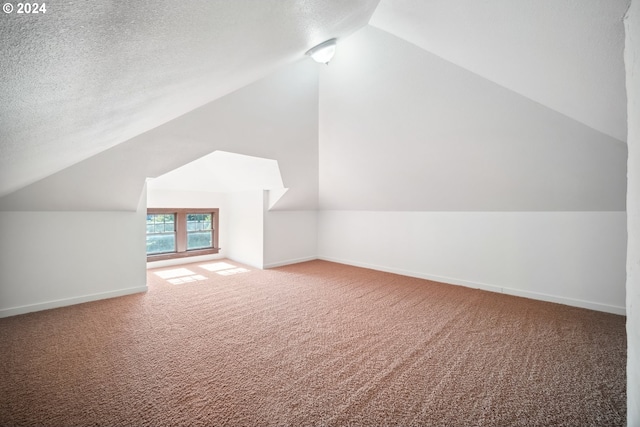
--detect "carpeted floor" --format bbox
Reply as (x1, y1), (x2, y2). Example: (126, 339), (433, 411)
(0, 260), (627, 426)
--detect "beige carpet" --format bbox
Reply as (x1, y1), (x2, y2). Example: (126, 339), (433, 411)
(0, 260), (626, 426)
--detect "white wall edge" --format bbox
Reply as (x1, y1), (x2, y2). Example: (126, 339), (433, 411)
(264, 256), (318, 269)
(318, 255), (626, 316)
(0, 285), (148, 319)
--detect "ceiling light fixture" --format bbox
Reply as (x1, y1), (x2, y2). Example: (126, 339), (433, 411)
(305, 38), (337, 64)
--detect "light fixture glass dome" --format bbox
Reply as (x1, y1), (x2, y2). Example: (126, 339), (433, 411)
(305, 39), (337, 64)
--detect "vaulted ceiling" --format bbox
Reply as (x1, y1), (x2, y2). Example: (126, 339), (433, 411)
(0, 0), (630, 198)
(0, 0), (379, 197)
(370, 0), (629, 142)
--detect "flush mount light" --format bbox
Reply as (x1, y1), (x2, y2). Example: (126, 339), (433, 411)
(305, 38), (337, 64)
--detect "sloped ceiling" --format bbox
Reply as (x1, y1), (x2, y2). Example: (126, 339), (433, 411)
(370, 0), (630, 142)
(318, 25), (627, 211)
(148, 151), (285, 193)
(0, 0), (379, 197)
(0, 0), (629, 202)
(0, 59), (319, 212)
(148, 151), (290, 209)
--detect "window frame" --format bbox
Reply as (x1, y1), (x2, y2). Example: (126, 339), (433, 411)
(146, 208), (219, 262)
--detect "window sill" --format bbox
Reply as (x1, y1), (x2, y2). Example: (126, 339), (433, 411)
(146, 248), (220, 262)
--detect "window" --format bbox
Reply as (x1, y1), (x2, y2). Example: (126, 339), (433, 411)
(187, 213), (212, 250)
(146, 208), (219, 261)
(146, 214), (176, 255)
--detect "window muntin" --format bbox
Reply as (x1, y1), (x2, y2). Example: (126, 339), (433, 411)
(146, 214), (176, 255)
(187, 213), (213, 250)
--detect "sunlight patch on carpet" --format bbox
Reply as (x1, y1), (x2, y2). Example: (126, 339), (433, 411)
(199, 262), (237, 272)
(154, 268), (196, 279)
(167, 275), (207, 285)
(216, 267), (249, 276)
(154, 268), (209, 285)
(199, 262), (249, 276)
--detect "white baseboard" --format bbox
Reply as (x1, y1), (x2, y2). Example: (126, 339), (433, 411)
(317, 256), (626, 316)
(4, 258), (624, 318)
(263, 256), (318, 269)
(0, 286), (148, 319)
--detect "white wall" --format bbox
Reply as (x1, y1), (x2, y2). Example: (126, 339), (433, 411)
(147, 188), (228, 211)
(370, 0), (629, 142)
(135, 60), (321, 270)
(320, 26), (626, 211)
(0, 196), (147, 318)
(263, 208), (318, 268)
(147, 188), (293, 270)
(318, 211), (626, 314)
(317, 25), (627, 315)
(625, 0), (640, 423)
(226, 190), (265, 269)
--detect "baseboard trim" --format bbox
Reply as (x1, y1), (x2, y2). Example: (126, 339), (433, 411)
(317, 256), (626, 316)
(263, 256), (318, 269)
(0, 286), (148, 319)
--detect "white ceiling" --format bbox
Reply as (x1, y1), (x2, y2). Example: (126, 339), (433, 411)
(0, 0), (379, 196)
(148, 151), (285, 193)
(0, 0), (629, 200)
(370, 0), (630, 142)
(148, 150), (290, 209)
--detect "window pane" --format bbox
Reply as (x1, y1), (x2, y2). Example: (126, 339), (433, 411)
(146, 213), (176, 255)
(146, 234), (176, 254)
(147, 214), (175, 234)
(187, 231), (212, 250)
(187, 213), (212, 233)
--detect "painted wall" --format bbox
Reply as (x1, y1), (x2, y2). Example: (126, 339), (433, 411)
(146, 188), (317, 271)
(320, 26), (626, 211)
(263, 208), (318, 268)
(0, 195), (147, 318)
(318, 26), (627, 314)
(226, 190), (264, 268)
(318, 211), (626, 314)
(369, 0), (629, 142)
(625, 0), (640, 423)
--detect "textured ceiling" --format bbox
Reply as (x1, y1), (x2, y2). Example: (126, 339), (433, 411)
(0, 0), (379, 196)
(1, 0), (629, 200)
(370, 0), (630, 142)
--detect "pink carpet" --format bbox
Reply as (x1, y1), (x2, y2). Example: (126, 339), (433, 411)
(0, 260), (626, 426)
